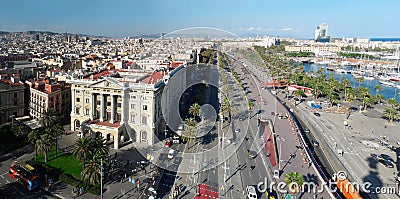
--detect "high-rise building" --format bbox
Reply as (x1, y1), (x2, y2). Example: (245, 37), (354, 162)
(314, 23), (330, 42)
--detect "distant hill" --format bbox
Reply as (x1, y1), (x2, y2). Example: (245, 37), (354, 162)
(130, 33), (165, 39)
(0, 30), (109, 38)
(0, 31), (10, 35)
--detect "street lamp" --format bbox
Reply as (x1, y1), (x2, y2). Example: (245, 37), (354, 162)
(277, 137), (285, 171)
(100, 158), (103, 199)
(10, 115), (15, 127)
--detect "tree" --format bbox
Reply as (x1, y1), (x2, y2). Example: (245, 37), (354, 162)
(376, 94), (384, 104)
(81, 157), (101, 185)
(91, 137), (109, 159)
(284, 172), (305, 196)
(49, 124), (64, 157)
(39, 110), (58, 128)
(356, 77), (365, 88)
(36, 134), (52, 163)
(374, 85), (382, 97)
(189, 103), (201, 121)
(341, 77), (351, 101)
(293, 90), (305, 106)
(28, 129), (42, 162)
(248, 101), (255, 110)
(382, 108), (399, 124)
(358, 87), (370, 110)
(73, 137), (93, 162)
(221, 97), (233, 122)
(388, 98), (397, 108)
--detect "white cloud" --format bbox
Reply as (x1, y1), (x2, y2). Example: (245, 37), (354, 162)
(281, 28), (292, 31)
(240, 27), (262, 31)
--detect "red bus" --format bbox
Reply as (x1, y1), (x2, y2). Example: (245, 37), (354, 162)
(9, 164), (40, 190)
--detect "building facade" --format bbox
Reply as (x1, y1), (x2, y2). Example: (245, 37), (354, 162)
(69, 69), (167, 149)
(26, 79), (71, 119)
(0, 78), (25, 125)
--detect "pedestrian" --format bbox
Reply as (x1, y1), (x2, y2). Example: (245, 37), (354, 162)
(124, 173), (127, 179)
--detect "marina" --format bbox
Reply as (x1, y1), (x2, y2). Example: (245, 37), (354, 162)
(302, 63), (400, 102)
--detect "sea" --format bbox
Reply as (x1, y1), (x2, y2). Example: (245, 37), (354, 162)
(370, 38), (400, 42)
(302, 63), (400, 102)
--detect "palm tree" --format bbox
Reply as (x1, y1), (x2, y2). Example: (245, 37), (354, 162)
(28, 129), (42, 161)
(382, 108), (399, 124)
(388, 98), (397, 108)
(374, 85), (382, 97)
(189, 103), (201, 121)
(12, 125), (24, 138)
(358, 87), (370, 110)
(356, 77), (365, 88)
(91, 137), (109, 159)
(284, 172), (305, 196)
(36, 134), (52, 163)
(81, 157), (101, 185)
(248, 101), (255, 110)
(341, 77), (350, 101)
(221, 97), (233, 122)
(293, 89), (305, 106)
(376, 94), (384, 105)
(39, 110), (58, 128)
(49, 124), (64, 157)
(73, 137), (93, 162)
(183, 118), (198, 143)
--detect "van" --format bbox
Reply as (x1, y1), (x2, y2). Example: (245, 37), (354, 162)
(172, 136), (180, 144)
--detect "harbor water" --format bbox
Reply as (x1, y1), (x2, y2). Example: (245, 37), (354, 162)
(302, 63), (400, 102)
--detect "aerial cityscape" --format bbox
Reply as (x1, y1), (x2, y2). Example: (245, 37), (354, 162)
(1, 1), (400, 199)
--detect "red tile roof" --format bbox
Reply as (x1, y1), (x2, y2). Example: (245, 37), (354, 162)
(171, 61), (183, 69)
(0, 79), (23, 86)
(140, 71), (166, 84)
(87, 119), (121, 128)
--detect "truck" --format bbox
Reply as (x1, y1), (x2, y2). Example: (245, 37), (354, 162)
(307, 101), (322, 109)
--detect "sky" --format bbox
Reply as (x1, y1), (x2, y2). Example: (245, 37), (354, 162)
(1, 0), (400, 38)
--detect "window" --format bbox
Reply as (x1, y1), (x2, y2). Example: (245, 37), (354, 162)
(86, 99), (89, 103)
(107, 102), (111, 106)
(76, 98), (80, 102)
(130, 104), (135, 109)
(97, 100), (101, 105)
(75, 107), (80, 114)
(143, 105), (147, 110)
(14, 93), (17, 98)
(76, 90), (80, 93)
(85, 109), (90, 115)
(142, 114), (147, 124)
(130, 114), (135, 122)
(117, 103), (121, 108)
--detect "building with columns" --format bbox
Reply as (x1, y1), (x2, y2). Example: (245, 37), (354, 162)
(69, 68), (170, 149)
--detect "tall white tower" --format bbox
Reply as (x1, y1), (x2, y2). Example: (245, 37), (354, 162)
(314, 23), (329, 41)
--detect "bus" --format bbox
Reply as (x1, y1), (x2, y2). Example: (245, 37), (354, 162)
(9, 164), (40, 190)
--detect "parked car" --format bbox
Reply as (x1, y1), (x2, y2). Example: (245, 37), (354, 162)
(371, 153), (383, 160)
(165, 139), (172, 147)
(312, 140), (319, 147)
(234, 128), (241, 133)
(246, 150), (257, 158)
(313, 112), (321, 117)
(278, 115), (288, 119)
(167, 149), (175, 159)
(303, 128), (310, 133)
(380, 154), (395, 164)
(379, 159), (394, 168)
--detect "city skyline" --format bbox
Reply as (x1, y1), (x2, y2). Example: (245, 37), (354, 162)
(2, 0), (400, 38)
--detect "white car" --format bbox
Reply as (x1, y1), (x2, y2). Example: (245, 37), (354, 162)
(246, 185), (258, 199)
(234, 128), (240, 133)
(167, 149), (175, 159)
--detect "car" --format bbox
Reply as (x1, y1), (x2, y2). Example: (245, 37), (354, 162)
(303, 128), (310, 133)
(172, 136), (180, 144)
(312, 140), (319, 147)
(246, 150), (257, 158)
(167, 149), (175, 159)
(380, 154), (395, 164)
(246, 185), (258, 199)
(371, 153), (383, 160)
(234, 128), (241, 133)
(313, 112), (321, 117)
(379, 159), (394, 168)
(278, 115), (288, 119)
(165, 139), (172, 147)
(178, 123), (185, 131)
